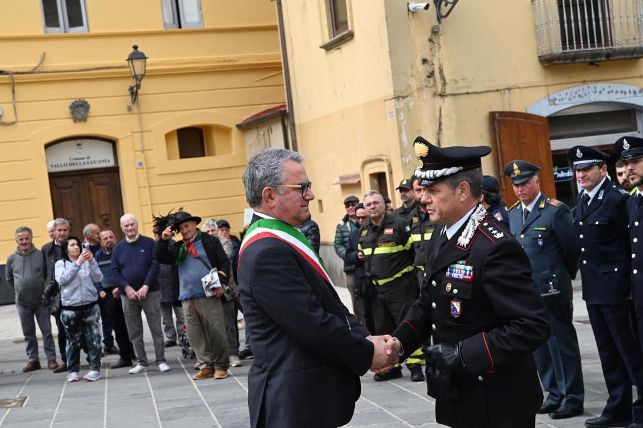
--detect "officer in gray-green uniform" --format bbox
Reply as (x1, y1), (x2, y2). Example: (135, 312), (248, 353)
(504, 160), (584, 421)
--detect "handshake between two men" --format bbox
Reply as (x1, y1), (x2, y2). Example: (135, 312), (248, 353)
(367, 335), (466, 397)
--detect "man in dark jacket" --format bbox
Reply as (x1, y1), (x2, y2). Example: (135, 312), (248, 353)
(41, 217), (71, 373)
(156, 210), (231, 381)
(334, 195), (361, 321)
(238, 148), (391, 428)
(387, 137), (550, 428)
(568, 145), (643, 428)
(344, 203), (372, 331)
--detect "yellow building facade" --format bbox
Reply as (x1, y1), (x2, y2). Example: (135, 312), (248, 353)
(0, 0), (285, 263)
(279, 0), (643, 272)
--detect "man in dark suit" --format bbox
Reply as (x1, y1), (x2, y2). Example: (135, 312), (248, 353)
(504, 160), (584, 420)
(567, 145), (643, 428)
(237, 148), (393, 428)
(615, 136), (643, 428)
(386, 137), (550, 427)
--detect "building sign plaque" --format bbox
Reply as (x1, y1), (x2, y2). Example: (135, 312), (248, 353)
(46, 139), (116, 173)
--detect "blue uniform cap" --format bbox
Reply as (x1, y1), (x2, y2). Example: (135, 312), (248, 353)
(566, 145), (608, 170)
(614, 136), (643, 161)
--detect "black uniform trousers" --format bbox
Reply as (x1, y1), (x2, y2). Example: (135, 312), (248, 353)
(371, 271), (417, 335)
(588, 304), (643, 422)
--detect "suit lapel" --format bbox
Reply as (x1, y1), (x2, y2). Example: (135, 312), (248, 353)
(521, 195), (545, 232)
(582, 180), (610, 219)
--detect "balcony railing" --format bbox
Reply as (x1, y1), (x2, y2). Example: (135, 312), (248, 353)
(533, 0), (643, 64)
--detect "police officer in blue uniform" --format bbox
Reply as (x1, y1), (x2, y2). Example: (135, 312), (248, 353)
(615, 136), (643, 428)
(568, 145), (643, 428)
(480, 175), (509, 229)
(389, 138), (550, 427)
(504, 160), (585, 420)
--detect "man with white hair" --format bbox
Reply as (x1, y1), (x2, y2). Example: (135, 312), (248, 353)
(111, 213), (168, 374)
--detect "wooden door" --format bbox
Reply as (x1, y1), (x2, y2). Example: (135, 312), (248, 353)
(490, 111), (556, 206)
(49, 169), (124, 239)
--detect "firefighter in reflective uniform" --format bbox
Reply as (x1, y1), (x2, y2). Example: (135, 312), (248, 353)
(358, 190), (423, 381)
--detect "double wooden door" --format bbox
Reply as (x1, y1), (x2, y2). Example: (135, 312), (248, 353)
(49, 168), (124, 239)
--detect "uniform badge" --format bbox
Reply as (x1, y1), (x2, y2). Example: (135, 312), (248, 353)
(512, 162), (521, 177)
(623, 139), (630, 150)
(361, 229), (368, 236)
(446, 260), (474, 282)
(576, 148), (582, 158)
(384, 227), (394, 235)
(412, 216), (419, 224)
(494, 212), (503, 221)
(450, 299), (462, 318)
(537, 238), (544, 247)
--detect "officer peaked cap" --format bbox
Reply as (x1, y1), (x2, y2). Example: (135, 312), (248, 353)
(614, 136), (643, 162)
(566, 145), (609, 170)
(503, 160), (541, 185)
(413, 136), (491, 186)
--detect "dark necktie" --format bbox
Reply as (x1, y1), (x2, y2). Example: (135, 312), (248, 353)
(580, 193), (591, 216)
(523, 208), (530, 225)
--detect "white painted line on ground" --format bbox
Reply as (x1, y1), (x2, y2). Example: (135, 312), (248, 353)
(388, 380), (435, 405)
(0, 373), (33, 427)
(177, 357), (222, 428)
(49, 376), (68, 428)
(144, 371), (163, 428)
(228, 368), (248, 393)
(359, 395), (415, 428)
(102, 368), (109, 428)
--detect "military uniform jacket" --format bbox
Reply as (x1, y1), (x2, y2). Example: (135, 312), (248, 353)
(393, 208), (549, 427)
(507, 194), (578, 302)
(394, 201), (417, 223)
(358, 212), (414, 285)
(409, 206), (436, 269)
(573, 179), (631, 305)
(627, 193), (643, 314)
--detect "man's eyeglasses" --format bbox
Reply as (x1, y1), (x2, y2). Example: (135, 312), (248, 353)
(275, 181), (313, 198)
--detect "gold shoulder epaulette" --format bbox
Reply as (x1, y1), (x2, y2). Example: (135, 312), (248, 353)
(546, 198), (562, 207)
(508, 200), (521, 210)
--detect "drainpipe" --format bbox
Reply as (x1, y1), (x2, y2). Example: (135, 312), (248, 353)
(275, 0), (298, 152)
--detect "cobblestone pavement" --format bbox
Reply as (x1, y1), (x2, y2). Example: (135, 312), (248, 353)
(0, 280), (622, 427)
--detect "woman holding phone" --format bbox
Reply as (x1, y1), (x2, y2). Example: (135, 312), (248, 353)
(55, 236), (103, 382)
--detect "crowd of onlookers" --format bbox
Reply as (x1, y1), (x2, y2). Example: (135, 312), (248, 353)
(5, 213), (247, 382)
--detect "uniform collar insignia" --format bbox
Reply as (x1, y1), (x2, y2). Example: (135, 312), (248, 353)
(598, 189), (604, 200)
(456, 204), (487, 248)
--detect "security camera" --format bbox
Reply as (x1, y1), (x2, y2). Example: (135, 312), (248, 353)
(408, 2), (430, 13)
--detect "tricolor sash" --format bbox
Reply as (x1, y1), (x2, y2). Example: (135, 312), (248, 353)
(240, 218), (336, 290)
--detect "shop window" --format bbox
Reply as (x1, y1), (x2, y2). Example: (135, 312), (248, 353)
(161, 0), (203, 29)
(41, 0), (88, 33)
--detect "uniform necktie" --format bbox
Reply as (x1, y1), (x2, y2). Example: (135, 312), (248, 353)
(523, 208), (530, 225)
(580, 193), (591, 216)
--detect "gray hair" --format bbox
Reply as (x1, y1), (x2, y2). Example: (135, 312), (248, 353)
(15, 226), (33, 237)
(243, 148), (304, 207)
(46, 220), (55, 232)
(82, 223), (99, 238)
(363, 190), (384, 201)
(53, 218), (70, 228)
(442, 168), (483, 198)
(202, 219), (218, 232)
(120, 213), (138, 226)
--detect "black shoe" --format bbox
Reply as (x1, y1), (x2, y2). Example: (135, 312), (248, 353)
(164, 340), (177, 348)
(626, 423), (643, 428)
(110, 359), (133, 369)
(238, 348), (253, 359)
(104, 345), (120, 355)
(537, 402), (560, 414)
(550, 406), (583, 419)
(373, 366), (402, 382)
(585, 415), (630, 427)
(407, 364), (425, 382)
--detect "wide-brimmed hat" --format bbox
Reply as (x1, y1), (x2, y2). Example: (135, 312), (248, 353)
(172, 211), (202, 230)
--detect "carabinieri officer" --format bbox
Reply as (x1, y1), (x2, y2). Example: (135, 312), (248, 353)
(388, 136), (550, 428)
(568, 145), (643, 428)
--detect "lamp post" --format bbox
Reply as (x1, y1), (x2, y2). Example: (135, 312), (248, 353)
(127, 45), (147, 105)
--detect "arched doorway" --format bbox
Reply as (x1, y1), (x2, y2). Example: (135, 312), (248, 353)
(46, 138), (124, 239)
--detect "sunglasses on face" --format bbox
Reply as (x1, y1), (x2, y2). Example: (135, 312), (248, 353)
(344, 202), (357, 208)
